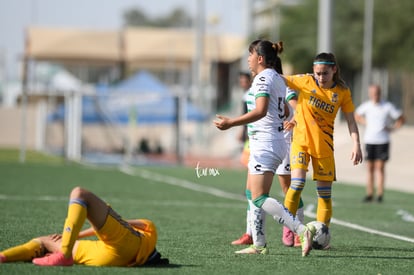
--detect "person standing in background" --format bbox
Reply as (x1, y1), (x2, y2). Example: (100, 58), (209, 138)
(355, 84), (405, 203)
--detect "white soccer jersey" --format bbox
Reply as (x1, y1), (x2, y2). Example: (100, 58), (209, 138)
(356, 100), (403, 144)
(245, 68), (287, 141)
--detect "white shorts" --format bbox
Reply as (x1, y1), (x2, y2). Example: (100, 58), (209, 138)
(248, 138), (287, 175)
(276, 138), (291, 175)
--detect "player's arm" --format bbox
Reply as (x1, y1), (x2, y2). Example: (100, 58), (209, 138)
(78, 227), (96, 239)
(214, 96), (269, 130)
(126, 219), (149, 229)
(284, 87), (298, 131)
(77, 219), (150, 239)
(343, 111), (363, 165)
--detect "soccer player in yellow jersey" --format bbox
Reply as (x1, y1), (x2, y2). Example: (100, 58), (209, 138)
(0, 187), (168, 267)
(283, 53), (363, 247)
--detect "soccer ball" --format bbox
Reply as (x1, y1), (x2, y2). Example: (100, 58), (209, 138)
(307, 221), (330, 250)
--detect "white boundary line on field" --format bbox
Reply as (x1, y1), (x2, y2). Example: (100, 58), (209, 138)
(303, 204), (414, 243)
(119, 165), (245, 201)
(120, 166), (414, 244)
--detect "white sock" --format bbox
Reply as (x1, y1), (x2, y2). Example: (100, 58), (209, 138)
(248, 200), (266, 247)
(261, 197), (305, 234)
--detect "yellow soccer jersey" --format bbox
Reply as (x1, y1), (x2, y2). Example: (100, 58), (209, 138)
(285, 74), (355, 158)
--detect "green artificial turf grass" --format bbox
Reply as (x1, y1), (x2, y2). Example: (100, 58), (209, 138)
(0, 149), (413, 275)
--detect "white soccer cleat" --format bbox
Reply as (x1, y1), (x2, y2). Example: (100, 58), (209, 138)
(300, 224), (316, 257)
(235, 245), (268, 255)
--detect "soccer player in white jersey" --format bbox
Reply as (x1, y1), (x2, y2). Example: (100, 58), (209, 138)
(232, 88), (306, 248)
(214, 39), (315, 256)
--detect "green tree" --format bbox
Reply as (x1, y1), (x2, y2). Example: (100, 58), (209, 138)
(373, 0), (414, 70)
(279, 0), (364, 75)
(279, 0), (414, 74)
(123, 7), (192, 28)
(123, 9), (151, 27)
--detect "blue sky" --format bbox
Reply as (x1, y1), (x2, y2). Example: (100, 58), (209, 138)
(0, 0), (246, 80)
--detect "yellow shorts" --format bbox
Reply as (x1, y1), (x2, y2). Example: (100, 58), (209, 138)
(290, 143), (336, 181)
(74, 209), (156, 266)
(133, 219), (157, 265)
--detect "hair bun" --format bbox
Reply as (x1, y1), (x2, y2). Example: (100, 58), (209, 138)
(273, 41), (284, 54)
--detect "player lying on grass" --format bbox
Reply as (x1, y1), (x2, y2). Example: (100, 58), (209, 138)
(0, 186), (169, 267)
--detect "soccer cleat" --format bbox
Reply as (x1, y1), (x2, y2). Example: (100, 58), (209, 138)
(282, 226), (294, 247)
(235, 245), (268, 255)
(362, 195), (373, 203)
(293, 233), (302, 247)
(32, 252), (73, 266)
(0, 253), (6, 263)
(231, 233), (253, 245)
(299, 225), (316, 257)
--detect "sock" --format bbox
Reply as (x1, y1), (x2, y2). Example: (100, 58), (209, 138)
(296, 197), (305, 223)
(248, 199), (266, 247)
(1, 239), (43, 262)
(60, 199), (87, 258)
(261, 196), (304, 234)
(299, 197), (304, 209)
(316, 186), (332, 226)
(245, 190), (252, 235)
(284, 178), (305, 215)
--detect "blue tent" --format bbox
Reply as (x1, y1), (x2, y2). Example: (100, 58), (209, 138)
(49, 71), (207, 124)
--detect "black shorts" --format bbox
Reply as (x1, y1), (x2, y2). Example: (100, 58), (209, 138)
(365, 143), (390, 161)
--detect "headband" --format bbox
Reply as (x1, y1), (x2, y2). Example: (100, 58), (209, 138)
(313, 61), (335, 65)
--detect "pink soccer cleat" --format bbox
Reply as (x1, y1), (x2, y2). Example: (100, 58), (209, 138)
(231, 233), (253, 245)
(282, 226), (294, 247)
(32, 252), (73, 266)
(0, 253), (6, 263)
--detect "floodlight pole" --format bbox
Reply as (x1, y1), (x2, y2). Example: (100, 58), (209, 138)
(19, 56), (29, 163)
(193, 0), (205, 103)
(317, 0), (333, 53)
(361, 0), (374, 102)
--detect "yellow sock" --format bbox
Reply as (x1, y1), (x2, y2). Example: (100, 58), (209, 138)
(1, 239), (44, 262)
(284, 178), (305, 215)
(60, 199), (87, 258)
(316, 197), (332, 226)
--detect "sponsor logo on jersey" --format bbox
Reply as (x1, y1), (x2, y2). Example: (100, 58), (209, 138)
(331, 93), (338, 103)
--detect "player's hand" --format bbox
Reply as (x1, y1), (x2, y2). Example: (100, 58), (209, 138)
(49, 234), (62, 241)
(350, 144), (363, 165)
(213, 114), (232, 130)
(283, 119), (296, 131)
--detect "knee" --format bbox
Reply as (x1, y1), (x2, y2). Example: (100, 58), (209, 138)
(252, 194), (268, 208)
(70, 186), (88, 199)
